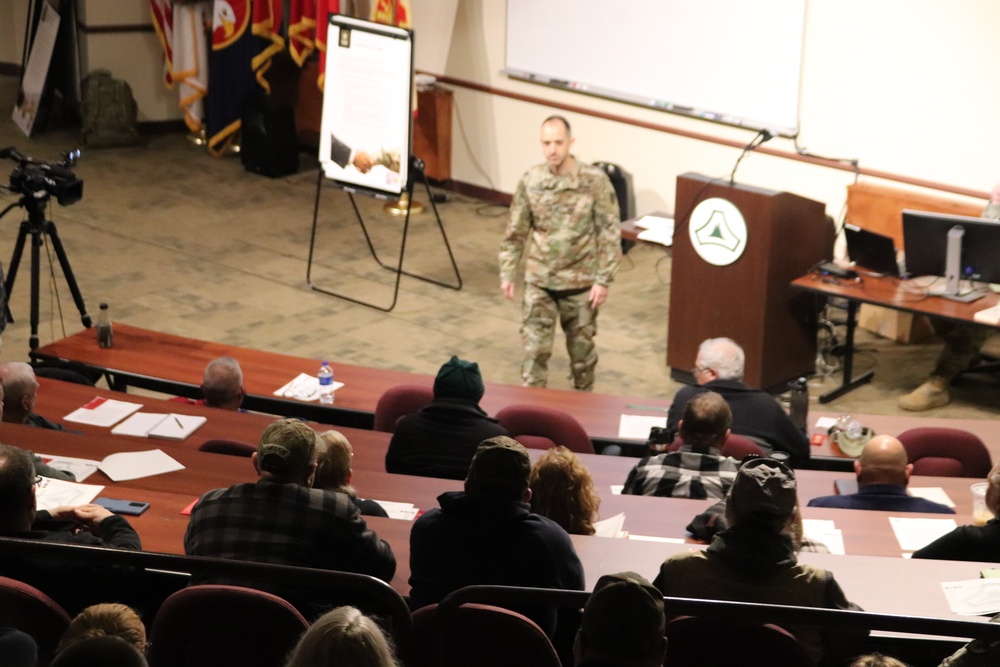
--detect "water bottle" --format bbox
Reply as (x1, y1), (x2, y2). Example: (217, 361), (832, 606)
(318, 361), (334, 405)
(788, 377), (808, 434)
(96, 302), (113, 348)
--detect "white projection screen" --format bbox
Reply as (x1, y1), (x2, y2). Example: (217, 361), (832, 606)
(505, 0), (807, 137)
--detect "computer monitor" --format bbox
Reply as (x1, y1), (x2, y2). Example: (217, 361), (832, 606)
(902, 209), (1000, 293)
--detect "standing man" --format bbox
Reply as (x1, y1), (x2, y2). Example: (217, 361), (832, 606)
(499, 116), (622, 391)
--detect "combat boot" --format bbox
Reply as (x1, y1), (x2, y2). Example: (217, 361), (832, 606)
(897, 376), (951, 411)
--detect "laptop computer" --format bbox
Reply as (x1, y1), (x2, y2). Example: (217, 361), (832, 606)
(844, 223), (900, 277)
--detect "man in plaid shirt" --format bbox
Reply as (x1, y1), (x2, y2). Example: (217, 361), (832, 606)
(622, 392), (739, 499)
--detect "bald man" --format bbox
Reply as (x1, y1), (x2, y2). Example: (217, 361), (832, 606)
(806, 435), (954, 513)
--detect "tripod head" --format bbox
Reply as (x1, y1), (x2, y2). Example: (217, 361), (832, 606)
(1, 146), (83, 208)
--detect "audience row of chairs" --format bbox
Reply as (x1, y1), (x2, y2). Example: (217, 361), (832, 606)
(8, 572), (1000, 667)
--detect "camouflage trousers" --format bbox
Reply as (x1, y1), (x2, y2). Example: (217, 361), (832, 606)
(932, 320), (993, 381)
(520, 283), (598, 391)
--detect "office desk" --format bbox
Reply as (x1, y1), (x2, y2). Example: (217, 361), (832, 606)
(791, 272), (1000, 402)
(31, 324), (671, 443)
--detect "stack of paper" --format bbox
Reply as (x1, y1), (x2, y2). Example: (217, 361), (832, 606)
(37, 450), (186, 482)
(111, 413), (207, 441)
(274, 372), (345, 402)
(64, 397), (143, 427)
(634, 215), (675, 246)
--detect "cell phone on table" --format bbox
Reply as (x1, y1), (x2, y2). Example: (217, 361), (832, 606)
(94, 497), (150, 516)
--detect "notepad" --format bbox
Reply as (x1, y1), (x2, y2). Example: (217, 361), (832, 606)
(112, 413), (207, 441)
(64, 396), (144, 427)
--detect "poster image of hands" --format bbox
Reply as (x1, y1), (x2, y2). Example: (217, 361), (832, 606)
(319, 14), (413, 199)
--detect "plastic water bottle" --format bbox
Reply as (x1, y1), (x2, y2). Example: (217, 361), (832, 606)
(318, 361), (334, 405)
(96, 302), (113, 348)
(788, 377), (808, 434)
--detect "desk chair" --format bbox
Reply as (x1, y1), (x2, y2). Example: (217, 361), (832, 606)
(664, 615), (815, 667)
(897, 427), (992, 478)
(0, 575), (71, 667)
(495, 405), (595, 454)
(147, 585), (308, 667)
(411, 602), (562, 667)
(667, 433), (765, 459)
(373, 385), (434, 433)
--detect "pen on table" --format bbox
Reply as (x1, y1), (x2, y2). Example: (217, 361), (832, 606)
(175, 416), (184, 428)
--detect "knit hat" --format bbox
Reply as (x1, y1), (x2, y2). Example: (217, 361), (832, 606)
(727, 457), (797, 529)
(433, 356), (485, 401)
(465, 436), (531, 499)
(257, 418), (317, 476)
(579, 572), (665, 658)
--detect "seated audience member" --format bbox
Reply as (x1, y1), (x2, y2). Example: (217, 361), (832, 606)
(0, 627), (38, 667)
(0, 379), (73, 481)
(573, 572), (666, 667)
(0, 361), (69, 430)
(314, 430), (388, 517)
(530, 445), (600, 535)
(57, 603), (147, 655)
(936, 611), (1000, 667)
(666, 338), (809, 465)
(184, 418), (396, 612)
(913, 461), (1000, 561)
(170, 356), (246, 410)
(50, 636), (148, 667)
(385, 356), (508, 479)
(807, 435), (954, 514)
(409, 436), (585, 638)
(687, 492), (831, 553)
(284, 606), (401, 667)
(653, 457), (866, 666)
(623, 391), (739, 499)
(851, 654), (910, 667)
(0, 444), (142, 614)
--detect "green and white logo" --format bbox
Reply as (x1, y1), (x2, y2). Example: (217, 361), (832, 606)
(688, 197), (747, 266)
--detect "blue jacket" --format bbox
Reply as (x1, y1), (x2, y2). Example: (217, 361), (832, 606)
(807, 483), (955, 514)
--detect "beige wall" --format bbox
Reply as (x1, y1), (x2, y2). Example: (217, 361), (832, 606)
(419, 0), (1000, 217)
(1, 1), (32, 68)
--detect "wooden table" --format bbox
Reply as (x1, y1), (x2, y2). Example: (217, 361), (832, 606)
(791, 272), (1000, 402)
(31, 323), (671, 444)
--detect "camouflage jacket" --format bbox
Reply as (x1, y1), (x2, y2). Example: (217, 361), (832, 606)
(499, 159), (622, 291)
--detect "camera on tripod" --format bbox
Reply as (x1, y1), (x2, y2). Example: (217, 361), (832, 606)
(1, 146), (83, 207)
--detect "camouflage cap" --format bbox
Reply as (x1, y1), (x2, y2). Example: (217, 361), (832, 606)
(257, 418), (317, 477)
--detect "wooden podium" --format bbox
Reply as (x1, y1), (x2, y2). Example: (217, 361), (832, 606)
(667, 173), (832, 391)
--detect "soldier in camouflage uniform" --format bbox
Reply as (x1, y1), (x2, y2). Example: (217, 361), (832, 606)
(499, 116), (622, 391)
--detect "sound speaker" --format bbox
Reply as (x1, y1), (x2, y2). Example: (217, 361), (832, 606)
(241, 90), (299, 178)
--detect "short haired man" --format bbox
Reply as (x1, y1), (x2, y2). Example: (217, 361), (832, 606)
(653, 457), (866, 666)
(665, 338), (809, 465)
(0, 443), (141, 614)
(409, 436), (585, 637)
(184, 418), (396, 612)
(201, 356), (245, 410)
(574, 572), (666, 667)
(499, 115), (622, 391)
(0, 361), (68, 430)
(808, 435), (954, 514)
(0, 365), (75, 481)
(622, 391), (739, 499)
(385, 356), (508, 479)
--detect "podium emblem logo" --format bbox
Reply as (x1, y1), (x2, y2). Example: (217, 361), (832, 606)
(688, 197), (747, 266)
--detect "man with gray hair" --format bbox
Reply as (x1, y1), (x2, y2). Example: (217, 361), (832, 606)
(665, 338), (809, 465)
(0, 361), (68, 430)
(201, 356), (245, 410)
(185, 418), (395, 613)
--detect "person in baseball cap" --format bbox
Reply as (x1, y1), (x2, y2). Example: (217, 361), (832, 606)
(574, 571), (666, 666)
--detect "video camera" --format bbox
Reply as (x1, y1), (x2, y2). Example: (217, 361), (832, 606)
(1, 146), (83, 207)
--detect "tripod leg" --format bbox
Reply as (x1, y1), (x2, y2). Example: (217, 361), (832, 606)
(29, 226), (41, 350)
(44, 221), (92, 329)
(4, 221), (30, 324)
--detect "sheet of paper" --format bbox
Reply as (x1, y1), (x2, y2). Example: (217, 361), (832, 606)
(627, 534), (686, 543)
(37, 454), (100, 482)
(273, 372), (345, 402)
(610, 484), (624, 495)
(802, 519), (846, 555)
(64, 396), (144, 427)
(35, 477), (104, 513)
(98, 449), (185, 482)
(370, 499), (418, 521)
(618, 414), (666, 439)
(814, 417), (837, 430)
(941, 579), (1000, 615)
(889, 516), (958, 552)
(112, 412), (169, 437)
(909, 487), (955, 508)
(148, 414), (207, 441)
(593, 512), (626, 538)
(636, 225), (674, 246)
(633, 214), (674, 230)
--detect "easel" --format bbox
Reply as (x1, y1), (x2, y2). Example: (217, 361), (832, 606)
(306, 156), (462, 312)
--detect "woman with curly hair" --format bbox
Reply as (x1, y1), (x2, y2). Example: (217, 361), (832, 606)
(529, 446), (600, 535)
